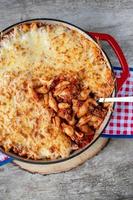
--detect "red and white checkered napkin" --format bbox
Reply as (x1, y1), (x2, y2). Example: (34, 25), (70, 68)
(0, 66), (132, 165)
(102, 67), (133, 137)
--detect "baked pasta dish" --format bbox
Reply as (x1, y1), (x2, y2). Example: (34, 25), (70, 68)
(0, 22), (114, 160)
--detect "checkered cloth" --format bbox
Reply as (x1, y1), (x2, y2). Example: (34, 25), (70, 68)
(0, 66), (132, 165)
(102, 66), (133, 137)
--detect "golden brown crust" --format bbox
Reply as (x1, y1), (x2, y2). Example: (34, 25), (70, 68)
(0, 22), (115, 160)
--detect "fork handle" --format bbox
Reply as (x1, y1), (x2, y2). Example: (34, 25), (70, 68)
(99, 97), (133, 103)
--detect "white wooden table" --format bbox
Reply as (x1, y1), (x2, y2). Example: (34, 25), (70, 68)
(0, 1), (133, 199)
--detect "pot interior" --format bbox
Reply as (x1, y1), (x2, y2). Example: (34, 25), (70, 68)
(0, 19), (116, 164)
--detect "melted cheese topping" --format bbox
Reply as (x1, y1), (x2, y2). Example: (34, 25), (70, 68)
(0, 22), (114, 160)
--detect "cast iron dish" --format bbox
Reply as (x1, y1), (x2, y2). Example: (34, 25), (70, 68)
(0, 19), (129, 164)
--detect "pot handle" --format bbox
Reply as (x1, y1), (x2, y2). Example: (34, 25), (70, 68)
(87, 32), (129, 91)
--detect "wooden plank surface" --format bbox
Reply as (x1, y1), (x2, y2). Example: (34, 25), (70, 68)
(0, 0), (133, 199)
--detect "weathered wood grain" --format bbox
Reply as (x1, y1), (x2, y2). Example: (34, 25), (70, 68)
(0, 0), (133, 200)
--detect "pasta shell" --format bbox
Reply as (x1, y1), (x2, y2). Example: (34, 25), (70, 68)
(58, 103), (70, 109)
(72, 99), (79, 114)
(77, 99), (89, 118)
(77, 115), (91, 126)
(62, 123), (75, 140)
(48, 92), (58, 112)
(79, 88), (90, 100)
(79, 124), (90, 134)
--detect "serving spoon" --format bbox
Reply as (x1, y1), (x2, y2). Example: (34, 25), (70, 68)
(98, 96), (133, 103)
